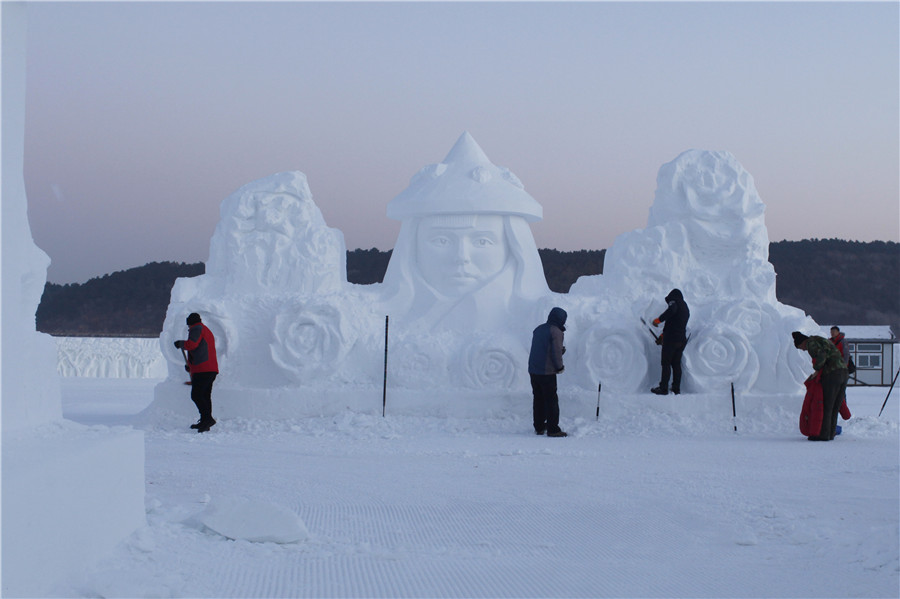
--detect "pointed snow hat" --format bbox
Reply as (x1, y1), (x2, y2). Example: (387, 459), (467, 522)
(387, 132), (543, 222)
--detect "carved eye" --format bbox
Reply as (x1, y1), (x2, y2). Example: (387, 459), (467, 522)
(430, 236), (450, 247)
(474, 237), (494, 247)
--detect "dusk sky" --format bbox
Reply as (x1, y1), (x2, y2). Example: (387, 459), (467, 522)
(21, 1), (899, 284)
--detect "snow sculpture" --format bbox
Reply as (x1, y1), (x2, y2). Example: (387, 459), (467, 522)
(205, 171), (346, 297)
(382, 131), (551, 332)
(568, 149), (812, 393)
(153, 137), (815, 422)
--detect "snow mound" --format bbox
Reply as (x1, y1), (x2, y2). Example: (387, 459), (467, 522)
(198, 497), (308, 544)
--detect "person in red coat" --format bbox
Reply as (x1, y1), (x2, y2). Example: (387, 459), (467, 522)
(829, 326), (852, 421)
(174, 312), (219, 432)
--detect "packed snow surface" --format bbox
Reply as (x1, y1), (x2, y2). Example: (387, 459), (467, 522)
(56, 377), (898, 598)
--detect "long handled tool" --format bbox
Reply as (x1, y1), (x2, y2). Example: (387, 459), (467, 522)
(382, 315), (389, 418)
(640, 317), (660, 342)
(730, 382), (737, 432)
(595, 380), (602, 421)
(181, 348), (191, 385)
(878, 366), (900, 417)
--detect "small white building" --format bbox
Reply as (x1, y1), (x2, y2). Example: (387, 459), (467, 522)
(819, 325), (898, 386)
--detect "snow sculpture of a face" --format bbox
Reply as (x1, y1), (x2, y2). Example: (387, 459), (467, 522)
(382, 132), (551, 331)
(415, 214), (509, 297)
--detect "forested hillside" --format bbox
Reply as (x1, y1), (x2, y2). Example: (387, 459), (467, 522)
(37, 240), (898, 337)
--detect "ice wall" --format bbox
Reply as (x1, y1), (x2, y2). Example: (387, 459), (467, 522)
(2, 2), (61, 432)
(1, 5), (145, 596)
(151, 135), (814, 422)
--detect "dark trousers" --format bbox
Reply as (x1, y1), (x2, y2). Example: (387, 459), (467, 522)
(660, 342), (686, 392)
(818, 368), (849, 440)
(531, 373), (561, 434)
(190, 371), (217, 422)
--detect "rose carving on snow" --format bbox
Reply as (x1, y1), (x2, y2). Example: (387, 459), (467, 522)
(390, 334), (449, 389)
(270, 303), (352, 382)
(578, 324), (647, 393)
(457, 336), (523, 390)
(732, 259), (776, 302)
(684, 323), (759, 390)
(650, 151), (766, 251)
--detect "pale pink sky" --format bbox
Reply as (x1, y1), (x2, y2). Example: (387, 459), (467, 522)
(21, 2), (899, 284)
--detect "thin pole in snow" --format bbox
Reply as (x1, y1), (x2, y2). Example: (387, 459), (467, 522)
(595, 380), (602, 421)
(878, 366), (899, 418)
(731, 382), (737, 432)
(382, 315), (389, 418)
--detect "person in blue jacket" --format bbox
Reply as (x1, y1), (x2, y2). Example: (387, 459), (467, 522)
(528, 307), (568, 437)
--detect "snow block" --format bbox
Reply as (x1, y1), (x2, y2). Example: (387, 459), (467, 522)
(199, 497), (309, 544)
(1, 426), (146, 597)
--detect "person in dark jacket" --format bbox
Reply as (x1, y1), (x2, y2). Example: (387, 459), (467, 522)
(792, 331), (849, 441)
(174, 312), (219, 432)
(651, 288), (690, 395)
(528, 307), (568, 437)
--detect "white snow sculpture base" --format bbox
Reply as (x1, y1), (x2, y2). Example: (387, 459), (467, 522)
(1, 425), (146, 598)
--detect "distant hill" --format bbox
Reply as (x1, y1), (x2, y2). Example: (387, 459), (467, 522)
(36, 240), (898, 337)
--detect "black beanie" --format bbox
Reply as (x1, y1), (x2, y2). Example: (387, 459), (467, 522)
(186, 313), (202, 326)
(791, 331), (808, 348)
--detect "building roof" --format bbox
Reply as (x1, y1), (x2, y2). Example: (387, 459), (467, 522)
(818, 325), (897, 341)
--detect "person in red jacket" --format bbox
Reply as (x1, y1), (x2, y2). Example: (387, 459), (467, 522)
(174, 312), (219, 432)
(829, 326), (852, 422)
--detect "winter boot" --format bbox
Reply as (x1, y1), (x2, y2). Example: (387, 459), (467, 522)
(651, 386), (668, 395)
(547, 430), (568, 437)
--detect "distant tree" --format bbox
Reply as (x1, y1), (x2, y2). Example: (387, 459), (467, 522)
(35, 242), (899, 337)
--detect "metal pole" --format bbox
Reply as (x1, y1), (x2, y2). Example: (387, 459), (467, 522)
(731, 382), (737, 432)
(878, 366), (900, 417)
(595, 381), (602, 421)
(382, 315), (389, 418)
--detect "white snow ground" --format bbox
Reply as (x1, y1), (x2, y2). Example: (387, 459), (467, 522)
(54, 377), (898, 598)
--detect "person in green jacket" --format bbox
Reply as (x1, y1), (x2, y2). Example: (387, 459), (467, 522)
(792, 331), (849, 441)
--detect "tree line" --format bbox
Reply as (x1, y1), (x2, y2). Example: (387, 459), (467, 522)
(36, 240), (898, 337)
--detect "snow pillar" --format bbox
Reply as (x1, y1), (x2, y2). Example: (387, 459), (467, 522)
(1, 4), (145, 596)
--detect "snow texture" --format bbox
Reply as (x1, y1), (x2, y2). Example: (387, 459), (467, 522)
(151, 133), (813, 425)
(2, 8), (145, 596)
(56, 337), (168, 378)
(55, 377), (899, 598)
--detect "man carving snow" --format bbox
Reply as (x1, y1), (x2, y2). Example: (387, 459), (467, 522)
(174, 312), (219, 432)
(651, 288), (690, 396)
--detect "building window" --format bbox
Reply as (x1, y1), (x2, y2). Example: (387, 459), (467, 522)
(857, 343), (881, 352)
(857, 354), (882, 369)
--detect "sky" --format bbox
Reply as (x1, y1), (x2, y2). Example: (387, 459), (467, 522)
(18, 1), (900, 284)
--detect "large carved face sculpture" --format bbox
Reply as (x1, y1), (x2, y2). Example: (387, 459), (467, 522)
(415, 214), (509, 297)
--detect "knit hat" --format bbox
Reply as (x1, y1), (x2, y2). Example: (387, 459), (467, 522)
(791, 331), (808, 348)
(186, 313), (202, 326)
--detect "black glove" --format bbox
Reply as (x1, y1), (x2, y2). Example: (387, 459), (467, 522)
(655, 336), (663, 346)
(174, 340), (184, 349)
